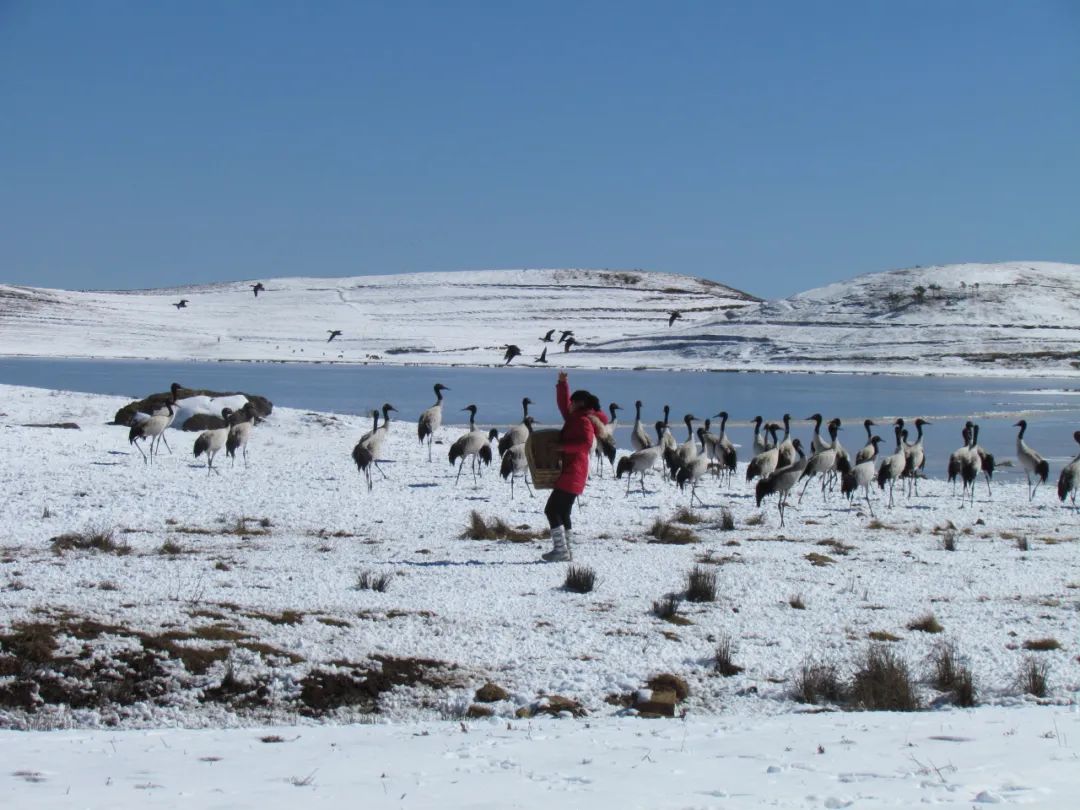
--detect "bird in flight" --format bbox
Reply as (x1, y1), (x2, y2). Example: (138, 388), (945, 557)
(541, 328), (556, 343)
(535, 346), (548, 364)
(173, 299), (189, 310)
(327, 330), (343, 342)
(251, 283), (265, 297)
(668, 310), (682, 327)
(563, 337), (578, 352)
(558, 330), (574, 344)
(503, 344), (522, 365)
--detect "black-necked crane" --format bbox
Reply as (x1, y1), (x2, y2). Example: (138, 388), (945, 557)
(616, 422), (666, 495)
(498, 398), (534, 456)
(128, 382), (183, 463)
(193, 407), (234, 476)
(129, 402), (175, 464)
(658, 405), (677, 454)
(876, 424), (906, 508)
(534, 347), (548, 364)
(668, 310), (682, 327)
(751, 415), (771, 455)
(1014, 419), (1049, 501)
(677, 434), (711, 507)
(827, 419), (852, 479)
(563, 337), (577, 352)
(499, 417), (535, 499)
(353, 403), (398, 491)
(673, 414), (699, 469)
(631, 400), (653, 452)
(173, 299), (189, 309)
(503, 345), (522, 365)
(807, 414), (827, 454)
(699, 418), (721, 473)
(842, 435), (883, 516)
(957, 424), (985, 508)
(352, 410), (379, 489)
(591, 403), (620, 475)
(541, 329), (556, 343)
(327, 330), (342, 342)
(1057, 431), (1080, 508)
(798, 420), (842, 503)
(855, 420), (877, 464)
(417, 383), (450, 462)
(755, 438), (807, 527)
(972, 423), (996, 497)
(226, 402), (258, 468)
(558, 330), (574, 344)
(901, 418), (930, 497)
(776, 414), (796, 467)
(947, 422), (975, 499)
(448, 404), (495, 486)
(250, 282), (265, 297)
(746, 423), (781, 482)
(711, 411), (738, 482)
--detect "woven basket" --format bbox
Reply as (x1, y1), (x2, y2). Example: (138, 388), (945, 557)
(525, 429), (563, 490)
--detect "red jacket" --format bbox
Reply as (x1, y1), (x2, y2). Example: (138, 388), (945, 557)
(554, 379), (608, 495)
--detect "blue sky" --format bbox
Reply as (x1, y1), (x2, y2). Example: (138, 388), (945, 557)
(1, 1), (1077, 298)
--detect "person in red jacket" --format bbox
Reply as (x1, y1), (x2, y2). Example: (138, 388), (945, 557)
(542, 371), (608, 562)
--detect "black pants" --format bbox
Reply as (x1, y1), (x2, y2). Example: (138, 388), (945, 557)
(544, 488), (578, 530)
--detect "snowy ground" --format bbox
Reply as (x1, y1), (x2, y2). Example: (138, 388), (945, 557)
(2, 383), (1079, 807)
(2, 262), (1079, 376)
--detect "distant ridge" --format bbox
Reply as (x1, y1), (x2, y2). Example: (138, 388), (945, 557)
(1, 263), (1077, 375)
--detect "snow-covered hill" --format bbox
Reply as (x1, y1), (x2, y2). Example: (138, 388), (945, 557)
(595, 262), (1080, 375)
(0, 269), (750, 367)
(1, 262), (1078, 375)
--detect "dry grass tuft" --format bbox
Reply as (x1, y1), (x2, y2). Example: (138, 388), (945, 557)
(789, 593), (806, 610)
(158, 540), (184, 556)
(744, 513), (765, 527)
(355, 571), (392, 592)
(929, 641), (976, 707)
(805, 552), (835, 567)
(1018, 656), (1049, 697)
(461, 511), (546, 542)
(685, 566), (717, 602)
(940, 530), (958, 552)
(850, 645), (919, 711)
(866, 519), (892, 530)
(648, 518), (700, 545)
(793, 660), (846, 705)
(652, 595), (690, 625)
(718, 507), (736, 531)
(713, 635), (744, 677)
(907, 613), (944, 634)
(50, 527), (130, 556)
(672, 507), (705, 525)
(563, 565), (597, 594)
(868, 630), (901, 642)
(1022, 638), (1061, 652)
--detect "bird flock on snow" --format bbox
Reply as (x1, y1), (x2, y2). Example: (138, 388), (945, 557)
(124, 381), (1080, 528)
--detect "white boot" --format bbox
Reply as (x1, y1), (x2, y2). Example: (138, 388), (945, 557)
(542, 526), (570, 562)
(563, 527), (574, 560)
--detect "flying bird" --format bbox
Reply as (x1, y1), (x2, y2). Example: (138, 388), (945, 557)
(327, 330), (343, 342)
(563, 337), (577, 353)
(250, 283), (265, 297)
(541, 329), (556, 343)
(668, 310), (682, 327)
(535, 346), (548, 364)
(558, 330), (574, 344)
(503, 344), (522, 365)
(173, 299), (189, 309)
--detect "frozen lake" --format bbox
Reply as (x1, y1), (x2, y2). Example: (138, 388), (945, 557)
(2, 357), (1078, 476)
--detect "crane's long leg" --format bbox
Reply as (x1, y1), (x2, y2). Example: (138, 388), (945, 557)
(427, 437), (433, 463)
(208, 453), (222, 477)
(159, 432), (172, 455)
(524, 474), (534, 498)
(134, 439), (148, 464)
(864, 485), (875, 518)
(691, 484), (705, 508)
(455, 458), (466, 485)
(798, 476), (813, 504)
